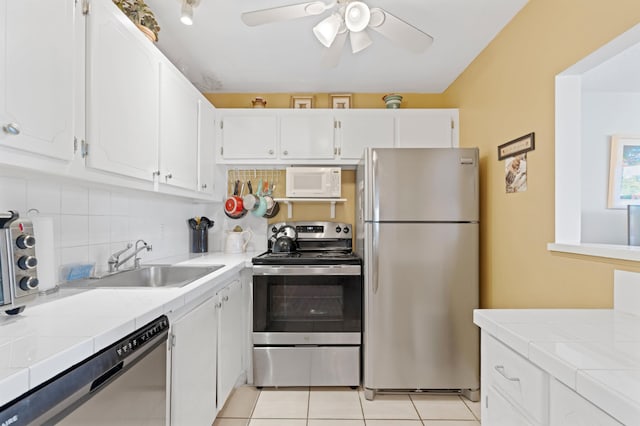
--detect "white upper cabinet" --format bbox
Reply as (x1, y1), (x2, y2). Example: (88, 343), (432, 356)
(0, 0), (76, 160)
(279, 111), (335, 160)
(85, 0), (160, 181)
(158, 62), (199, 190)
(218, 110), (278, 160)
(394, 109), (458, 148)
(215, 108), (459, 165)
(198, 99), (216, 195)
(335, 110), (395, 160)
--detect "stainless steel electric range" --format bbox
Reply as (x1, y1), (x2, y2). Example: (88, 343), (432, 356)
(252, 221), (362, 387)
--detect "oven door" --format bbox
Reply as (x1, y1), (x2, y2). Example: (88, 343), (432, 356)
(252, 264), (361, 345)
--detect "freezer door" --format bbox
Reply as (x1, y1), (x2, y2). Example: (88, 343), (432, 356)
(364, 148), (479, 222)
(363, 222), (479, 391)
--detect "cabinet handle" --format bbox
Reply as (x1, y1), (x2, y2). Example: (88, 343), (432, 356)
(494, 365), (520, 382)
(165, 173), (173, 180)
(282, 150), (288, 156)
(2, 122), (20, 136)
(268, 149), (274, 155)
(334, 147), (338, 155)
(215, 302), (222, 308)
(222, 295), (229, 302)
(201, 184), (208, 189)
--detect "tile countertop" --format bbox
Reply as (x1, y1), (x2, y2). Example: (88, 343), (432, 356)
(0, 251), (260, 407)
(473, 308), (640, 425)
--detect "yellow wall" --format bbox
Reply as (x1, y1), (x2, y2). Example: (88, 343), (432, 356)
(443, 0), (640, 308)
(210, 0), (640, 309)
(226, 169), (355, 226)
(205, 93), (450, 109)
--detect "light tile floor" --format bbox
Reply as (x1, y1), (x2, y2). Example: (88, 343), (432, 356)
(213, 387), (481, 426)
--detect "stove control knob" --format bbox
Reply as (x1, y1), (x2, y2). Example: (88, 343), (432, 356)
(271, 226), (278, 234)
(17, 255), (37, 270)
(16, 234), (36, 249)
(343, 227), (349, 234)
(19, 276), (39, 291)
(335, 226), (342, 233)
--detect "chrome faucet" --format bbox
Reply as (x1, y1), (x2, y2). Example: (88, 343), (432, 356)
(107, 240), (153, 273)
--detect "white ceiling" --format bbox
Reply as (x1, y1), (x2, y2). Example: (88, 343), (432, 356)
(145, 0), (529, 93)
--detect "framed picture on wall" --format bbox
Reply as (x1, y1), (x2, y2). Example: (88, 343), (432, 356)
(330, 94), (352, 109)
(608, 134), (640, 208)
(291, 96), (314, 109)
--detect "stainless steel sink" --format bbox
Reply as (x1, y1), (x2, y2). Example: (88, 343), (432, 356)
(66, 265), (224, 288)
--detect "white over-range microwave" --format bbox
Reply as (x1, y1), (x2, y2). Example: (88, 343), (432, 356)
(285, 167), (341, 198)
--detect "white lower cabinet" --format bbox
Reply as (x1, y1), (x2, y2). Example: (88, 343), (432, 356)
(481, 331), (548, 425)
(486, 385), (535, 426)
(481, 330), (627, 426)
(217, 278), (245, 409)
(169, 296), (218, 426)
(550, 379), (623, 426)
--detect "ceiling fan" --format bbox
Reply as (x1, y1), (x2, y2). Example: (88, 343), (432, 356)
(241, 0), (434, 67)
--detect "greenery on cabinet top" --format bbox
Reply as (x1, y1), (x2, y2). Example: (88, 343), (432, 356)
(113, 0), (160, 40)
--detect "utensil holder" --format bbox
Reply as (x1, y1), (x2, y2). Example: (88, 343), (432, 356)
(190, 228), (209, 253)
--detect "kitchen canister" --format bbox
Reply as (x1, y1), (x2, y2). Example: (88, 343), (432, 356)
(30, 215), (57, 292)
(188, 216), (214, 253)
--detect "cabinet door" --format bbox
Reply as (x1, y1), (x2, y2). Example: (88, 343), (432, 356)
(550, 379), (623, 426)
(395, 109), (458, 148)
(337, 111), (395, 160)
(159, 62), (199, 190)
(218, 279), (245, 407)
(486, 386), (536, 426)
(0, 0), (75, 160)
(219, 111), (277, 160)
(86, 0), (159, 181)
(170, 297), (218, 425)
(198, 99), (216, 195)
(279, 111), (335, 160)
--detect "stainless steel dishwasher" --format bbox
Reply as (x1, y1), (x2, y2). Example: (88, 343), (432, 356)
(0, 315), (169, 425)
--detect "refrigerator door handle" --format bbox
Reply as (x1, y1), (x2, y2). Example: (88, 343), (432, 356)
(372, 222), (380, 294)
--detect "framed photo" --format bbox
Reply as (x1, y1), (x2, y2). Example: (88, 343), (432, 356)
(291, 96), (313, 109)
(498, 132), (535, 161)
(608, 135), (640, 209)
(330, 94), (352, 109)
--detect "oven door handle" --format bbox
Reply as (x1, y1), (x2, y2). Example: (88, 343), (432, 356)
(252, 265), (361, 276)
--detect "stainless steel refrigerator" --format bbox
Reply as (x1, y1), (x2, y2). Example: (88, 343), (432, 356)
(355, 147), (480, 401)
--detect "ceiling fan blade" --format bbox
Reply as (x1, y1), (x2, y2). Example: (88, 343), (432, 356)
(368, 8), (434, 53)
(321, 31), (348, 68)
(241, 1), (330, 27)
(349, 30), (373, 54)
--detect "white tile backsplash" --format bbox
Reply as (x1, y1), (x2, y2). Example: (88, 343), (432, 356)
(89, 189), (111, 216)
(61, 185), (88, 215)
(0, 176), (223, 285)
(0, 176), (27, 213)
(60, 215), (89, 248)
(26, 181), (61, 214)
(88, 216), (110, 245)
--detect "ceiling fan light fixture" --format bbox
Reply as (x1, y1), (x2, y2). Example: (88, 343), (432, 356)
(313, 13), (343, 48)
(349, 29), (372, 53)
(180, 0), (194, 25)
(344, 1), (370, 32)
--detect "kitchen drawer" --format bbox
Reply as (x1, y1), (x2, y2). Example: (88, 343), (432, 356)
(253, 346), (359, 387)
(486, 385), (536, 426)
(485, 333), (549, 425)
(550, 379), (623, 426)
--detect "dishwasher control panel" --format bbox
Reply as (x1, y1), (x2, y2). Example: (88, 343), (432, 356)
(115, 315), (169, 358)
